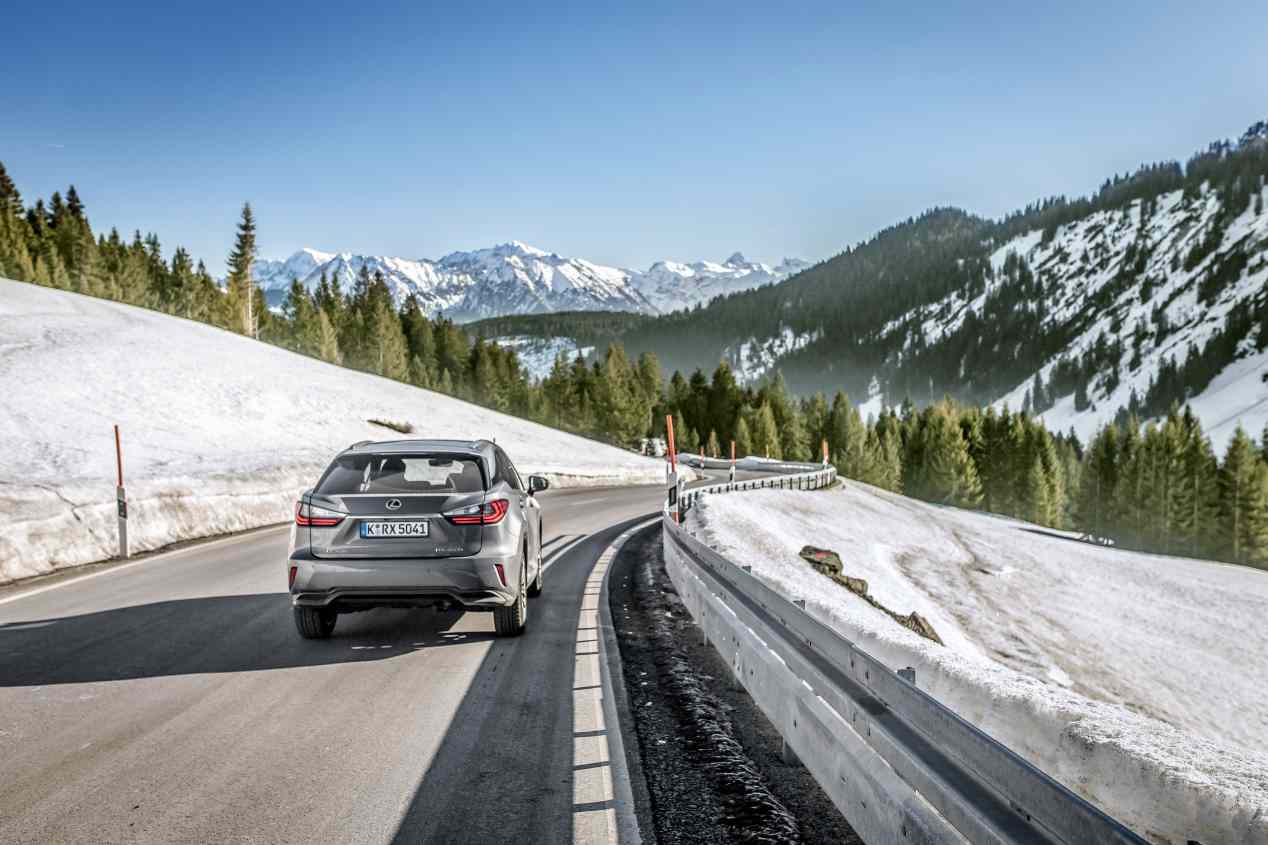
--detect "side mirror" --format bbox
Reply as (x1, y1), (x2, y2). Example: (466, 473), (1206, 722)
(528, 475), (550, 494)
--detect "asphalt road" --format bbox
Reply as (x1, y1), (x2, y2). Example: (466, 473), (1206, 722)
(0, 481), (674, 844)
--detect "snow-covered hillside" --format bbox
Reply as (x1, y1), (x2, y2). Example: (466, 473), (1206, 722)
(876, 184), (1268, 451)
(693, 483), (1268, 844)
(724, 325), (821, 384)
(0, 279), (666, 585)
(486, 335), (594, 381)
(255, 243), (808, 321)
(983, 188), (1268, 450)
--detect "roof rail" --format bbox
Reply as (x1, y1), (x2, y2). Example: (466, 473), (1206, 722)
(346, 440), (373, 451)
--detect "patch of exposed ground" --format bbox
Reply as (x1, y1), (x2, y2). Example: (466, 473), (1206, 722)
(610, 524), (861, 844)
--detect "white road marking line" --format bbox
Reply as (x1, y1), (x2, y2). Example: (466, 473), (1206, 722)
(571, 517), (658, 845)
(0, 524), (289, 608)
(543, 534), (589, 572)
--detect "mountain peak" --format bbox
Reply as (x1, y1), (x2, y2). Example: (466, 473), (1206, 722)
(1239, 119), (1268, 148)
(725, 251), (748, 266)
(493, 240), (550, 257)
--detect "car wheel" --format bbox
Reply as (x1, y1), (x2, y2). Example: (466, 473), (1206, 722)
(527, 545), (544, 598)
(494, 562), (528, 637)
(294, 606), (337, 639)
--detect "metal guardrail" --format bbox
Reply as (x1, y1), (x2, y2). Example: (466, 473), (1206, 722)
(677, 463), (835, 514)
(660, 468), (1146, 845)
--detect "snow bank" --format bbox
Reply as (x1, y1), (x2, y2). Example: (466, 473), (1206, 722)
(0, 280), (666, 585)
(691, 482), (1268, 844)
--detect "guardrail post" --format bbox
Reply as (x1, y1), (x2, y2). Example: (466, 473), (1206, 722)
(666, 414), (680, 523)
(898, 667), (916, 685)
(114, 424), (129, 559)
(781, 737), (802, 767)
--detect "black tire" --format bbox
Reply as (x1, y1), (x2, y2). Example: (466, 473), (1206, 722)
(494, 561), (528, 637)
(294, 606), (337, 639)
(527, 543), (544, 598)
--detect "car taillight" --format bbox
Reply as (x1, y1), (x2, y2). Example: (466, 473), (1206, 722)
(444, 499), (510, 525)
(295, 501), (345, 527)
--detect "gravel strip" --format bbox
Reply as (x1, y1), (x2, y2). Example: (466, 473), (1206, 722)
(610, 524), (862, 844)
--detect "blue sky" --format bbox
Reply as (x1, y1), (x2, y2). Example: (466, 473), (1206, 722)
(5, 0), (1266, 273)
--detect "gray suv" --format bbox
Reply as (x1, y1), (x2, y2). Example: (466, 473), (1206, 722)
(287, 439), (549, 639)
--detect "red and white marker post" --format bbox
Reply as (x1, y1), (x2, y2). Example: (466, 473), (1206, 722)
(729, 439), (736, 483)
(822, 438), (830, 467)
(665, 414), (680, 523)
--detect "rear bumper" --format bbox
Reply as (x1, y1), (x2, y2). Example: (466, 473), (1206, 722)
(288, 549), (519, 610)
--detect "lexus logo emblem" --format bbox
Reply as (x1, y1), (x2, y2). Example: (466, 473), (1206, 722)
(385, 498), (402, 511)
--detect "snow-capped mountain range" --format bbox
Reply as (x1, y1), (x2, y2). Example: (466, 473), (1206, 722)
(253, 242), (808, 321)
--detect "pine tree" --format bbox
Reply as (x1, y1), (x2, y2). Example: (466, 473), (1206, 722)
(804, 392), (831, 460)
(596, 344), (647, 447)
(1031, 371), (1048, 414)
(1033, 427), (1065, 526)
(636, 352), (663, 408)
(283, 277), (318, 355)
(707, 360), (741, 442)
(316, 309), (341, 364)
(829, 392), (867, 478)
(706, 429), (720, 459)
(860, 426), (902, 492)
(780, 401), (809, 461)
(673, 412), (690, 455)
(911, 403), (981, 506)
(1247, 462), (1268, 568)
(225, 203), (258, 337)
(1219, 427), (1260, 563)
(400, 296), (438, 386)
(542, 351), (575, 426)
(1173, 408), (1220, 557)
(1020, 454), (1051, 524)
(1075, 424), (1119, 541)
(735, 415), (753, 458)
(878, 426), (904, 492)
(751, 401), (781, 459)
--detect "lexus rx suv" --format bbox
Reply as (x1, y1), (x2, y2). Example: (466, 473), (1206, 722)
(287, 439), (549, 639)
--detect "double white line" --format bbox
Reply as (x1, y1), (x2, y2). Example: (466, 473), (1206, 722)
(571, 518), (657, 845)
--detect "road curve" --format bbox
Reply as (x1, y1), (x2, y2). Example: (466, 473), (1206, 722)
(0, 482), (668, 844)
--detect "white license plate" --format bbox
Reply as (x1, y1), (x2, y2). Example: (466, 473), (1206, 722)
(360, 520), (430, 538)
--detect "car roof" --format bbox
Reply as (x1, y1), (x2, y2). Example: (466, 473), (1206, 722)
(342, 438), (495, 458)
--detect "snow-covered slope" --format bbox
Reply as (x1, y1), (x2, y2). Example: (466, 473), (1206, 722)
(486, 335), (594, 381)
(981, 188), (1268, 451)
(255, 243), (808, 321)
(724, 325), (821, 384)
(693, 483), (1268, 844)
(0, 279), (667, 585)
(858, 182), (1268, 450)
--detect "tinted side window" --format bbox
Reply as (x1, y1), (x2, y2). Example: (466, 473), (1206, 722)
(495, 447), (523, 491)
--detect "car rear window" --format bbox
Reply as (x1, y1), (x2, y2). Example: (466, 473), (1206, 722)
(315, 454), (486, 494)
